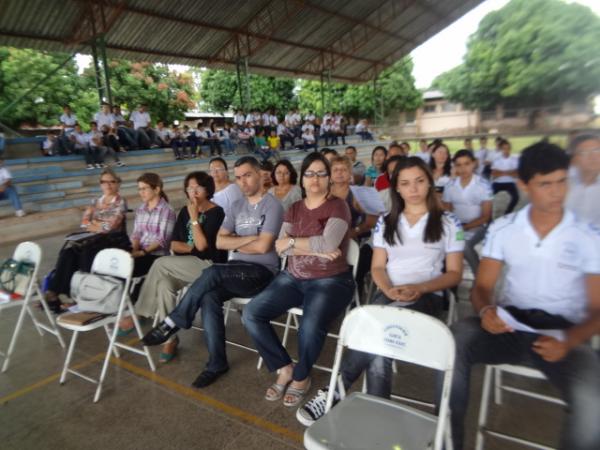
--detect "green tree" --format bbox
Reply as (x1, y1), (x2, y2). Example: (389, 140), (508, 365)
(81, 60), (197, 125)
(200, 69), (297, 113)
(0, 48), (84, 128)
(297, 57), (421, 118)
(434, 0), (600, 110)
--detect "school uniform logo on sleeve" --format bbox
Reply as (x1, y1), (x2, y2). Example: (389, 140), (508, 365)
(456, 230), (464, 241)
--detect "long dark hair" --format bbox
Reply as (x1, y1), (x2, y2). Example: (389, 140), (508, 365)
(429, 142), (452, 176)
(137, 172), (168, 203)
(383, 157), (444, 246)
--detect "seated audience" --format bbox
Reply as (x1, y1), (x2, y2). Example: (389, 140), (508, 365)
(364, 146), (387, 187)
(442, 150), (493, 274)
(243, 152), (354, 407)
(491, 138), (520, 215)
(142, 156), (283, 388)
(566, 132), (600, 227)
(297, 156), (464, 426)
(269, 159), (302, 212)
(344, 146), (366, 185)
(429, 141), (453, 194)
(0, 158), (26, 217)
(44, 169), (129, 312)
(125, 172), (226, 361)
(446, 142), (600, 450)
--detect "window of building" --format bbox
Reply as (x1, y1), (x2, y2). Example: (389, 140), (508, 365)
(424, 104), (437, 113)
(441, 102), (459, 112)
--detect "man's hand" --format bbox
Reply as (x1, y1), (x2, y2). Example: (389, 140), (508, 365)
(532, 336), (569, 362)
(481, 307), (513, 334)
(275, 237), (291, 255)
(394, 284), (424, 303)
(316, 248), (342, 261)
(131, 250), (145, 258)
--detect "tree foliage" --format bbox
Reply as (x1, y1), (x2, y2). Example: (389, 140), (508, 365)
(200, 69), (297, 113)
(0, 48), (198, 129)
(434, 0), (600, 110)
(298, 57), (421, 117)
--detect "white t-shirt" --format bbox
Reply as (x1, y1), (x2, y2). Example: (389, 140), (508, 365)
(372, 212), (465, 290)
(130, 111), (151, 129)
(0, 167), (12, 186)
(234, 114), (245, 125)
(302, 123), (314, 133)
(434, 174), (452, 191)
(262, 113), (270, 125)
(443, 175), (493, 232)
(482, 205), (600, 324)
(59, 113), (77, 132)
(566, 167), (600, 227)
(94, 111), (114, 130)
(491, 154), (519, 183)
(245, 113), (254, 124)
(213, 182), (244, 219)
(291, 113), (301, 125)
(302, 132), (315, 143)
(414, 151), (431, 163)
(476, 148), (490, 175)
(269, 115), (278, 126)
(72, 131), (90, 148)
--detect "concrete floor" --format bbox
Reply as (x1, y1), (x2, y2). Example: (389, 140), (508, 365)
(0, 193), (567, 450)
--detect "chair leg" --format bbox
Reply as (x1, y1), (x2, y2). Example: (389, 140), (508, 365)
(475, 366), (494, 450)
(103, 325), (121, 358)
(129, 301), (155, 372)
(494, 367), (503, 405)
(37, 286), (66, 348)
(1, 301), (29, 373)
(26, 306), (44, 336)
(60, 331), (79, 384)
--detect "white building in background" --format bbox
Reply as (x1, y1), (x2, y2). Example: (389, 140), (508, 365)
(395, 90), (596, 137)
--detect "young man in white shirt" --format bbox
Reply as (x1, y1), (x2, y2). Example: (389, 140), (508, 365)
(443, 150), (493, 273)
(112, 105), (137, 150)
(94, 102), (114, 131)
(70, 123), (97, 169)
(129, 105), (158, 148)
(0, 158), (25, 217)
(491, 138), (520, 215)
(476, 136), (491, 178)
(446, 142), (600, 450)
(301, 129), (317, 152)
(566, 132), (600, 227)
(58, 105), (77, 155)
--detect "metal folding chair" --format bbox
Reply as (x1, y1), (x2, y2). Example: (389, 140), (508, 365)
(1, 241), (65, 372)
(56, 248), (155, 402)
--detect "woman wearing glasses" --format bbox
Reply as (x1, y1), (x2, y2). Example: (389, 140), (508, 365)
(127, 171), (226, 362)
(243, 152), (355, 407)
(44, 168), (129, 313)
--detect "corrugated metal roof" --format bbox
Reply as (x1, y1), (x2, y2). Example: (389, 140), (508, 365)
(0, 0), (484, 83)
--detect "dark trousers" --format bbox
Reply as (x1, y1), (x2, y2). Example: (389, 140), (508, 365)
(243, 270), (354, 381)
(168, 261), (274, 372)
(130, 254), (160, 303)
(492, 181), (519, 215)
(444, 314), (600, 450)
(340, 291), (444, 398)
(49, 232), (130, 296)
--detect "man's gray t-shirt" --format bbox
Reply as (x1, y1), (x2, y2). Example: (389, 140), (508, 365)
(221, 193), (284, 272)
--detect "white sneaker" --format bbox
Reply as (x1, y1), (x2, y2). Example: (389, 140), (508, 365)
(116, 161), (125, 167)
(15, 209), (26, 217)
(296, 388), (334, 427)
(86, 164), (94, 170)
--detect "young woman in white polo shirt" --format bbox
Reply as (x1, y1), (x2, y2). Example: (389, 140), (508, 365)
(297, 156), (465, 426)
(443, 149), (493, 274)
(491, 138), (520, 214)
(447, 142), (600, 450)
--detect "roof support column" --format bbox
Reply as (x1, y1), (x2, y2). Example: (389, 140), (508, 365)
(90, 36), (113, 107)
(373, 75), (384, 125)
(235, 57), (251, 112)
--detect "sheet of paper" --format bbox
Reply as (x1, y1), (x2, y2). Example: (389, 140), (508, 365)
(68, 304), (81, 313)
(64, 232), (96, 242)
(496, 306), (565, 341)
(349, 185), (387, 216)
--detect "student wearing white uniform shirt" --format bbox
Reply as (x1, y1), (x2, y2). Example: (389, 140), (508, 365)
(566, 133), (600, 227)
(94, 103), (114, 130)
(129, 105), (158, 148)
(0, 158), (26, 217)
(112, 105), (137, 150)
(234, 110), (245, 127)
(491, 138), (520, 215)
(443, 150), (493, 273)
(58, 105), (77, 154)
(476, 136), (491, 178)
(429, 142), (453, 194)
(297, 156), (464, 426)
(446, 142), (600, 450)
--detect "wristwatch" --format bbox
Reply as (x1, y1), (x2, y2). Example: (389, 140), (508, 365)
(288, 238), (295, 249)
(191, 220), (199, 226)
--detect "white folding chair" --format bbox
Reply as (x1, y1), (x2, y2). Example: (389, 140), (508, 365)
(304, 305), (456, 450)
(475, 364), (565, 450)
(57, 248), (155, 402)
(275, 239), (361, 373)
(1, 241), (65, 373)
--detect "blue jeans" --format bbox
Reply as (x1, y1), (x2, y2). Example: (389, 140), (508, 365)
(446, 316), (600, 450)
(340, 291), (444, 398)
(0, 185), (23, 211)
(243, 270), (355, 381)
(168, 261), (274, 373)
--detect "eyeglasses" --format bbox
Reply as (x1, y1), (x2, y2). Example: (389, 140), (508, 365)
(303, 170), (329, 178)
(186, 187), (205, 194)
(100, 180), (118, 185)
